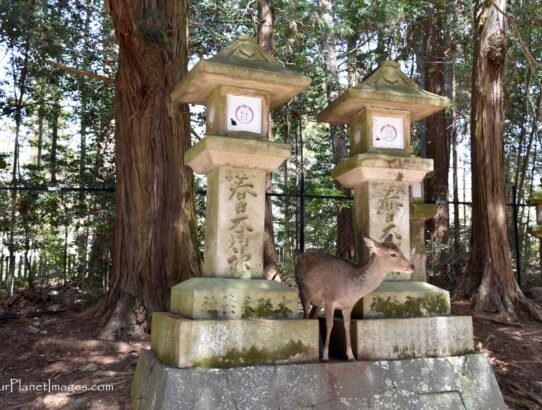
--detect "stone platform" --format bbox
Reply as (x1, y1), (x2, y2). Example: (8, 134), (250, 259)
(132, 349), (505, 409)
(353, 281), (451, 318)
(329, 316), (473, 360)
(151, 312), (319, 368)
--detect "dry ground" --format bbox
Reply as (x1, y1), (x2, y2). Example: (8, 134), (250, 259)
(0, 298), (541, 409)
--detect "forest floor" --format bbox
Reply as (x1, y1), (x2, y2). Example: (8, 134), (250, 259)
(0, 297), (541, 409)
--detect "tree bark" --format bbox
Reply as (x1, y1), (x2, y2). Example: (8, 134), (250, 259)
(319, 0), (354, 258)
(258, 0), (280, 280)
(94, 0), (202, 340)
(461, 0), (541, 321)
(6, 45), (30, 296)
(423, 2), (449, 244)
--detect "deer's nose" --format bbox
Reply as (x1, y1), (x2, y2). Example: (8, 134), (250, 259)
(410, 264), (415, 270)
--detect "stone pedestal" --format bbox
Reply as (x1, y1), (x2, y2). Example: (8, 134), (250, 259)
(410, 202), (437, 282)
(149, 136), (319, 368)
(329, 316), (473, 360)
(352, 281), (450, 319)
(151, 312), (318, 368)
(132, 350), (505, 409)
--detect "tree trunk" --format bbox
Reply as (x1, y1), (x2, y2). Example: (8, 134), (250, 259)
(461, 0), (541, 321)
(423, 2), (449, 244)
(6, 46), (29, 296)
(258, 0), (279, 281)
(319, 0), (354, 258)
(49, 100), (60, 185)
(94, 0), (202, 340)
(451, 61), (461, 272)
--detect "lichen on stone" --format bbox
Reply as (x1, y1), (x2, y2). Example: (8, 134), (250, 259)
(369, 294), (449, 318)
(241, 296), (293, 319)
(192, 340), (309, 368)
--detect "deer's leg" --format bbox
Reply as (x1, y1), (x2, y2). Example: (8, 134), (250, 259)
(299, 290), (310, 318)
(322, 303), (336, 362)
(309, 304), (325, 355)
(341, 307), (355, 361)
(309, 305), (321, 319)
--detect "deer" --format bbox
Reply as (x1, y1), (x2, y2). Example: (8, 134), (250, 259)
(294, 237), (414, 362)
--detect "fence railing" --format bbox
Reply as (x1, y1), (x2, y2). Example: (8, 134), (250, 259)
(0, 183), (541, 317)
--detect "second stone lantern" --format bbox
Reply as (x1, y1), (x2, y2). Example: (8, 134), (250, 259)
(150, 37), (319, 368)
(317, 61), (473, 360)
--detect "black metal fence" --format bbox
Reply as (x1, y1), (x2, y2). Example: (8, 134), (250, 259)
(0, 180), (541, 317)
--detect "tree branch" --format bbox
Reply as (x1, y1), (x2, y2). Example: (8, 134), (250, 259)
(49, 61), (115, 84)
(492, 1), (542, 69)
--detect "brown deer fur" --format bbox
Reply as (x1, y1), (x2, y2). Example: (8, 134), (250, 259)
(295, 237), (414, 361)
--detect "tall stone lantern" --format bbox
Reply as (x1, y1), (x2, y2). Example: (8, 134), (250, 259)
(528, 179), (542, 240)
(317, 62), (473, 360)
(148, 37), (319, 369)
(528, 180), (542, 292)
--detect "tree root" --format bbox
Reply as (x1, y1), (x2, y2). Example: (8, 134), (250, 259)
(98, 291), (148, 341)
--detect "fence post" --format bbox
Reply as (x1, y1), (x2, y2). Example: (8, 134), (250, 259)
(512, 185), (521, 287)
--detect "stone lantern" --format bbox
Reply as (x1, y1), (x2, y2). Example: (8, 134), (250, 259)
(528, 179), (542, 300)
(317, 61), (473, 360)
(147, 37), (318, 369)
(528, 179), (542, 239)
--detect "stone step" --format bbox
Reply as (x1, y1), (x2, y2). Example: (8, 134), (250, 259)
(170, 277), (299, 320)
(151, 312), (319, 368)
(329, 316), (473, 361)
(353, 281), (450, 318)
(132, 349), (505, 410)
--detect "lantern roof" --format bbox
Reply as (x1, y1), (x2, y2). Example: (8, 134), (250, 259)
(317, 61), (449, 124)
(171, 36), (310, 109)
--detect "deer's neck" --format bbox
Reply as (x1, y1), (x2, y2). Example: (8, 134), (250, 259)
(355, 255), (390, 288)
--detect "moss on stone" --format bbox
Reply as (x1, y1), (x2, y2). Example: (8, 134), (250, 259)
(192, 340), (309, 368)
(369, 294), (450, 318)
(241, 297), (293, 319)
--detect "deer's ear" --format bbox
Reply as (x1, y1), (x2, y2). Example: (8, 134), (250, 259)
(363, 237), (379, 252)
(383, 234), (394, 243)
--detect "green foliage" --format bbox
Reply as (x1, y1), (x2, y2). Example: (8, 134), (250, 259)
(1, 0), (541, 296)
(0, 0), (116, 296)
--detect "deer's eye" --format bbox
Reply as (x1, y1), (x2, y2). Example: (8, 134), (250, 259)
(390, 253), (397, 258)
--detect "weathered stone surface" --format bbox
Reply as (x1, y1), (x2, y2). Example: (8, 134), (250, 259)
(203, 166), (267, 278)
(346, 107), (412, 157)
(330, 316), (473, 360)
(226, 365), (278, 409)
(316, 61), (449, 124)
(171, 36), (310, 110)
(351, 180), (412, 265)
(370, 389), (421, 409)
(354, 281), (450, 319)
(333, 154), (433, 188)
(132, 350), (505, 410)
(185, 136), (290, 175)
(409, 201), (436, 282)
(150, 312), (319, 368)
(170, 277), (299, 319)
(418, 392), (465, 410)
(410, 219), (428, 282)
